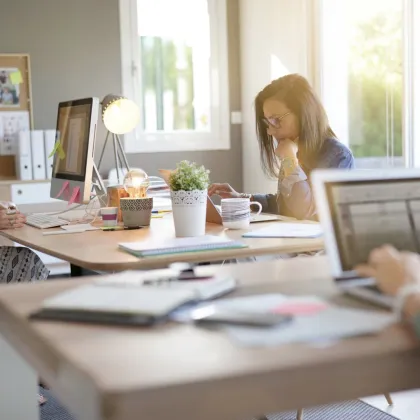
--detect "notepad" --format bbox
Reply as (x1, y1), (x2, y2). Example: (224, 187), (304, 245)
(243, 223), (322, 238)
(118, 235), (247, 257)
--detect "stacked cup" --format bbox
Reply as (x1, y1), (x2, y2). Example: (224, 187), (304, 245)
(221, 198), (262, 229)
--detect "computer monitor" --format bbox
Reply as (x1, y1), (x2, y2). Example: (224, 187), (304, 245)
(50, 97), (99, 204)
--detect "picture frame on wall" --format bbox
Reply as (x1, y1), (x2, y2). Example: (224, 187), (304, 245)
(0, 54), (33, 178)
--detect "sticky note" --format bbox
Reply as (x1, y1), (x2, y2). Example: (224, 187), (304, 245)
(57, 143), (66, 160)
(271, 301), (328, 316)
(68, 187), (80, 205)
(48, 140), (66, 160)
(10, 71), (23, 85)
(56, 181), (70, 199)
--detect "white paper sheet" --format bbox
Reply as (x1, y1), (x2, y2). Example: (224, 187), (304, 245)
(172, 294), (395, 347)
(243, 223), (323, 238)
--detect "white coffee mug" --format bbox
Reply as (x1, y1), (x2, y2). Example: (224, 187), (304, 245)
(221, 198), (262, 229)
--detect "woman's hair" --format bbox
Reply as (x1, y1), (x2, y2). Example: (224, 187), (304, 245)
(255, 74), (336, 178)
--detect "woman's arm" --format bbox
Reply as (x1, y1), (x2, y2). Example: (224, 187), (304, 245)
(280, 145), (354, 220)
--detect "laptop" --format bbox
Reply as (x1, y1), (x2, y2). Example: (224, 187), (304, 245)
(311, 168), (420, 308)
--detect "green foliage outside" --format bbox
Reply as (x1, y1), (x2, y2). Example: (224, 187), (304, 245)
(348, 12), (403, 158)
(169, 160), (210, 191)
(140, 36), (195, 130)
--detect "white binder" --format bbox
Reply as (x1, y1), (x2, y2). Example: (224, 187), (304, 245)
(31, 130), (46, 180)
(15, 130), (33, 180)
(44, 130), (56, 179)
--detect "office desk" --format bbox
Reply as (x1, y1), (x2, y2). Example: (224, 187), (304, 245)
(0, 256), (419, 420)
(0, 215), (323, 272)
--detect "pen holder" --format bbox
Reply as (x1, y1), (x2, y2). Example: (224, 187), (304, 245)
(120, 197), (153, 228)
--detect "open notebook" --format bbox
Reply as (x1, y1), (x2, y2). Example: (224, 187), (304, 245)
(119, 235), (247, 257)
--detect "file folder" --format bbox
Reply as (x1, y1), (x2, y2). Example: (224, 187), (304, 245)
(31, 130), (46, 180)
(15, 130), (33, 180)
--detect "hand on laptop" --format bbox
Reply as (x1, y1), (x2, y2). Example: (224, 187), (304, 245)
(356, 245), (420, 296)
(208, 183), (241, 199)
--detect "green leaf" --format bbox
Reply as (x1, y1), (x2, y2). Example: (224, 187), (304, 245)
(169, 160), (210, 191)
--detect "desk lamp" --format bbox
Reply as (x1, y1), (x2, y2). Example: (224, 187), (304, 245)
(96, 95), (141, 184)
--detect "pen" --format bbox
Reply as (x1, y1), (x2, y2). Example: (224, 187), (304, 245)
(151, 210), (172, 214)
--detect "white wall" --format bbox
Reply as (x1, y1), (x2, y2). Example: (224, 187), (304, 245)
(240, 0), (311, 193)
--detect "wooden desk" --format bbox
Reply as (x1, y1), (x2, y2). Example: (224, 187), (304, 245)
(0, 215), (323, 272)
(0, 256), (419, 420)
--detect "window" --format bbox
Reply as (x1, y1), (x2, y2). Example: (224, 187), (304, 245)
(318, 0), (404, 169)
(119, 0), (230, 153)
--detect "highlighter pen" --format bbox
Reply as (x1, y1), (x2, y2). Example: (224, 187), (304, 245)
(100, 226), (125, 231)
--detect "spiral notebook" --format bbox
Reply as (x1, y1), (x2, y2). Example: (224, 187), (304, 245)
(118, 235), (247, 257)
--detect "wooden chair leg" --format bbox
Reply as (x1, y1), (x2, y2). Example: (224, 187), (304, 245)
(384, 393), (393, 406)
(297, 408), (304, 420)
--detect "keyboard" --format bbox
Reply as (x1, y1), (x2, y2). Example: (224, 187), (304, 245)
(26, 213), (70, 229)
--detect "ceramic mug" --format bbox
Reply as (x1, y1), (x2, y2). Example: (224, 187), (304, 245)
(120, 197), (153, 228)
(221, 198), (262, 229)
(101, 207), (118, 227)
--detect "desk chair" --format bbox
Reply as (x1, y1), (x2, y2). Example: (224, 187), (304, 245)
(256, 394), (393, 420)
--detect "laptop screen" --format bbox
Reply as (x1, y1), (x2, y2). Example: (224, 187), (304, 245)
(325, 177), (420, 271)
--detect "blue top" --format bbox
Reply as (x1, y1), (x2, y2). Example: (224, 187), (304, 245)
(253, 138), (354, 220)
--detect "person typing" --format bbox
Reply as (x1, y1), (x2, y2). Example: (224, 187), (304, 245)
(357, 245), (420, 335)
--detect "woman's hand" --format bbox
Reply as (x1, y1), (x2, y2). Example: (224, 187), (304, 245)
(275, 138), (299, 159)
(356, 245), (420, 296)
(0, 210), (26, 230)
(208, 183), (241, 199)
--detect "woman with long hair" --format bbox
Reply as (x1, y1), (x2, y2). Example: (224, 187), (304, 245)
(209, 74), (354, 220)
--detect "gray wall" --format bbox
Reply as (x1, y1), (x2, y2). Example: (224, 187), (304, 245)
(0, 0), (242, 190)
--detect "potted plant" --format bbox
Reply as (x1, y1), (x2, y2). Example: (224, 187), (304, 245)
(168, 160), (210, 237)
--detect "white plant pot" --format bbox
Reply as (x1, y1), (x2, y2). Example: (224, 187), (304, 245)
(171, 190), (207, 237)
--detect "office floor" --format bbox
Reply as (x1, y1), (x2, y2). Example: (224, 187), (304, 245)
(39, 388), (420, 420)
(362, 389), (420, 420)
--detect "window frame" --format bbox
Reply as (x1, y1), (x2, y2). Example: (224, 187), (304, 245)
(119, 0), (230, 153)
(312, 0), (420, 168)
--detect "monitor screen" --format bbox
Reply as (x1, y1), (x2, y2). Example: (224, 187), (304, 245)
(52, 98), (94, 182)
(326, 178), (420, 271)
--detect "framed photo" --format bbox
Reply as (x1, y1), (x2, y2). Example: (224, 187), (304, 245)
(0, 54), (33, 126)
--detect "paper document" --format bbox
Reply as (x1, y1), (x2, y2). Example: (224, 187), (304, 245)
(243, 222), (322, 238)
(225, 306), (394, 347)
(152, 197), (172, 211)
(174, 294), (395, 347)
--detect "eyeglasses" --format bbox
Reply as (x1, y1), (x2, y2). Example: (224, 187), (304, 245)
(262, 112), (291, 129)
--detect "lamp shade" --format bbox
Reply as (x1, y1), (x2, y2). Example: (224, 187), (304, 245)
(101, 94), (140, 135)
